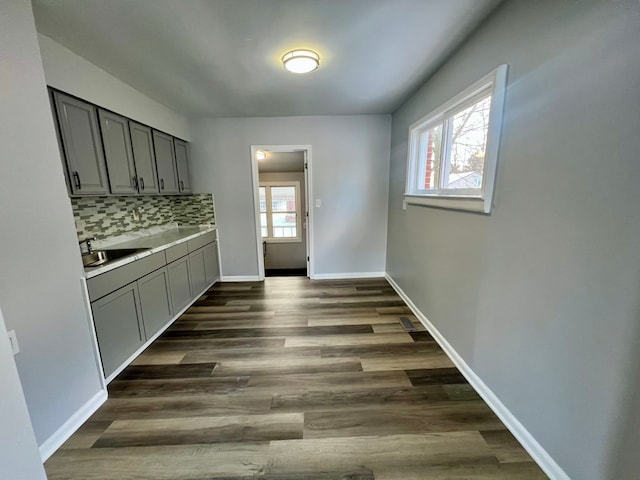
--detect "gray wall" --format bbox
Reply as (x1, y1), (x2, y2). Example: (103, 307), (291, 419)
(259, 172), (307, 271)
(0, 307), (46, 480)
(0, 0), (104, 447)
(386, 0), (640, 478)
(189, 115), (391, 278)
(38, 33), (191, 140)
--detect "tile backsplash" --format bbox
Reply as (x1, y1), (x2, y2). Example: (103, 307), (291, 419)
(71, 194), (215, 241)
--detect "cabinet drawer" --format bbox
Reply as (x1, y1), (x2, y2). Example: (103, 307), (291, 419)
(187, 231), (216, 253)
(165, 243), (189, 263)
(87, 252), (166, 302)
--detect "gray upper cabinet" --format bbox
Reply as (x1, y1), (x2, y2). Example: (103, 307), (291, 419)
(98, 109), (137, 194)
(129, 121), (160, 194)
(53, 91), (109, 195)
(153, 130), (179, 194)
(174, 139), (192, 194)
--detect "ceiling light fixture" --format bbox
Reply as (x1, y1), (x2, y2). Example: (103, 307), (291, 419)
(256, 150), (266, 160)
(282, 49), (320, 74)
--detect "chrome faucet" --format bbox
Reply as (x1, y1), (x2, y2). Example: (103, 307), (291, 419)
(79, 237), (96, 255)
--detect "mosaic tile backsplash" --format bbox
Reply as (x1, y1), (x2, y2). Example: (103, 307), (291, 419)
(71, 194), (215, 241)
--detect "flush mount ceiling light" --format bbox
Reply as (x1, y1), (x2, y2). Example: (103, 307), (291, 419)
(256, 150), (267, 160)
(282, 49), (320, 74)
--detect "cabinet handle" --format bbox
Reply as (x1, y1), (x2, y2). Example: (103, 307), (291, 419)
(73, 171), (81, 190)
(180, 180), (184, 191)
(132, 176), (139, 190)
(160, 178), (164, 190)
(139, 177), (145, 191)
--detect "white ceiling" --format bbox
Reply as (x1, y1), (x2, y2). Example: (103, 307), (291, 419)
(258, 151), (305, 173)
(32, 0), (503, 118)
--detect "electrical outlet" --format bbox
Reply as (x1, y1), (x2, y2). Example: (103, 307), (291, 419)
(7, 330), (19, 355)
(315, 199), (322, 208)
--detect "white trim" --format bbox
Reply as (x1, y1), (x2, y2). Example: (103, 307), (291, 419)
(104, 277), (218, 384)
(385, 273), (570, 480)
(312, 272), (386, 280)
(39, 389), (107, 461)
(250, 145), (314, 281)
(220, 275), (261, 282)
(79, 277), (107, 391)
(405, 64), (508, 214)
(404, 194), (487, 213)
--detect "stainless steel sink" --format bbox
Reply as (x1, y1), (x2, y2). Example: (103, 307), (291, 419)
(82, 248), (149, 268)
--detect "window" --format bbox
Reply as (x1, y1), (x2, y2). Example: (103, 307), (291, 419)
(405, 65), (508, 213)
(259, 182), (302, 242)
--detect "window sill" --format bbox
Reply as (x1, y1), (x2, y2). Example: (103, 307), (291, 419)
(404, 193), (491, 214)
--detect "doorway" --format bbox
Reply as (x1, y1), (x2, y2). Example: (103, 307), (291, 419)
(250, 145), (313, 280)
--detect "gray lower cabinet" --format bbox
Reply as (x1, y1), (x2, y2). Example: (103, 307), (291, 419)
(89, 233), (219, 380)
(53, 91), (109, 195)
(203, 241), (219, 284)
(167, 256), (192, 314)
(138, 267), (173, 340)
(129, 121), (159, 194)
(98, 109), (137, 194)
(153, 130), (179, 194)
(92, 283), (145, 378)
(174, 139), (192, 194)
(189, 249), (207, 295)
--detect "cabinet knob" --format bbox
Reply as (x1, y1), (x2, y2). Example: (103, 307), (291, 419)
(160, 178), (164, 190)
(139, 177), (145, 191)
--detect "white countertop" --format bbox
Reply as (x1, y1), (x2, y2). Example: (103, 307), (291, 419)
(84, 226), (216, 279)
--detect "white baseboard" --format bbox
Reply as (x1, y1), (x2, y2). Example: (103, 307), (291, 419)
(221, 275), (261, 282)
(312, 271), (386, 280)
(385, 273), (570, 480)
(39, 388), (107, 462)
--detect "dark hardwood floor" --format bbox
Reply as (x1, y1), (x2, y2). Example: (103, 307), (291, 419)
(45, 277), (547, 479)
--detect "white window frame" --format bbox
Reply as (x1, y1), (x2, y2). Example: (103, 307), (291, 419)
(259, 181), (302, 243)
(405, 64), (508, 214)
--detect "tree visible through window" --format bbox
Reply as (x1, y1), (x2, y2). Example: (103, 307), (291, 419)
(260, 182), (301, 242)
(406, 65), (508, 213)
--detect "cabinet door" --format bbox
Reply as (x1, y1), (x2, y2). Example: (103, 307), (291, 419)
(174, 139), (192, 194)
(129, 121), (159, 194)
(203, 241), (219, 284)
(138, 267), (173, 340)
(153, 130), (179, 194)
(53, 92), (109, 195)
(167, 256), (192, 314)
(92, 283), (145, 378)
(98, 109), (137, 194)
(189, 249), (207, 295)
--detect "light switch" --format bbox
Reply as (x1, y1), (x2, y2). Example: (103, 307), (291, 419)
(7, 330), (19, 355)
(315, 199), (322, 208)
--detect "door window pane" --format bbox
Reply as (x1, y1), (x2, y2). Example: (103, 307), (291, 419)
(260, 212), (268, 237)
(272, 212), (297, 238)
(259, 187), (267, 212)
(271, 186), (296, 212)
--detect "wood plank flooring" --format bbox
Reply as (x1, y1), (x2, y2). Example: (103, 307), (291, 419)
(45, 277), (547, 480)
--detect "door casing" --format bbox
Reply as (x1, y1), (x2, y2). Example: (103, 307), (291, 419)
(250, 145), (314, 280)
